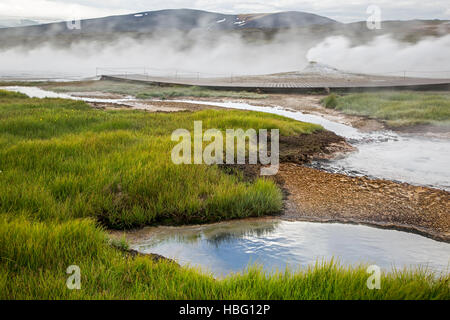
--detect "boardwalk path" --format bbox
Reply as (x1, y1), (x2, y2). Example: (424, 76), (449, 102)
(102, 72), (450, 92)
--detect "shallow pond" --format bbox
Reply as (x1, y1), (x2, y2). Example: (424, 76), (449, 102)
(132, 219), (450, 277)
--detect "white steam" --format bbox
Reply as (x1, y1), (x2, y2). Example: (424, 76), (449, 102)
(307, 35), (450, 78)
(1, 32), (449, 79)
(0, 32), (310, 79)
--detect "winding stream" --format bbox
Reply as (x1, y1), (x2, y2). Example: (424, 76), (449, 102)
(6, 86), (449, 190)
(4, 86), (450, 276)
(171, 99), (450, 191)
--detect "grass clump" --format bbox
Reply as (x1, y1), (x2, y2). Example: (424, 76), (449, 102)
(0, 89), (29, 99)
(321, 93), (338, 109)
(322, 91), (450, 127)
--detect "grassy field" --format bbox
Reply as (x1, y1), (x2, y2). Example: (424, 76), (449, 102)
(0, 90), (448, 299)
(321, 91), (450, 127)
(36, 79), (267, 100)
(0, 90), (316, 228)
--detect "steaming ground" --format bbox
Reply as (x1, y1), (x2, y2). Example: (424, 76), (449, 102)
(307, 34), (450, 78)
(0, 32), (309, 79)
(1, 32), (449, 79)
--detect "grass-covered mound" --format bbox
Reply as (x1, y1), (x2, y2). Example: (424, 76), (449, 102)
(321, 91), (450, 127)
(0, 90), (319, 228)
(1, 216), (448, 299)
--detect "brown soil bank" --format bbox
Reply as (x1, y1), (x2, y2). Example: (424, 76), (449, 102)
(279, 163), (450, 242)
(219, 130), (353, 181)
(88, 100), (223, 112)
(279, 130), (355, 162)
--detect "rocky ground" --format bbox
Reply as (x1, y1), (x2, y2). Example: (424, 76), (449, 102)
(278, 163), (450, 242)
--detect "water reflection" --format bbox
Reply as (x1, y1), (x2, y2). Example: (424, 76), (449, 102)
(133, 219), (450, 277)
(138, 219), (279, 247)
(206, 223), (277, 247)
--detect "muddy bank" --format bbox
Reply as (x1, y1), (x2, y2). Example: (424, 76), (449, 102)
(218, 130), (353, 184)
(279, 130), (355, 162)
(126, 249), (179, 265)
(279, 163), (450, 242)
(388, 123), (450, 139)
(88, 100), (223, 112)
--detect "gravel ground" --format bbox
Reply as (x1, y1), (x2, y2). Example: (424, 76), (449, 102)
(279, 163), (450, 242)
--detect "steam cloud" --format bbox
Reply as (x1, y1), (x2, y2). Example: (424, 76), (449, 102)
(0, 31), (449, 79)
(307, 34), (450, 78)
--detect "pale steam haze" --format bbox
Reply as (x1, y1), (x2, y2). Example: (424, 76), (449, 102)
(307, 35), (450, 77)
(0, 1), (449, 79)
(2, 33), (450, 79)
(0, 32), (311, 78)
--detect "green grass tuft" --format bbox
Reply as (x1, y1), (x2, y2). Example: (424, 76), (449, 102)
(322, 91), (450, 127)
(321, 93), (338, 109)
(0, 89), (29, 99)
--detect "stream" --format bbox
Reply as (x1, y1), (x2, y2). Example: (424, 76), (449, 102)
(3, 86), (449, 277)
(171, 99), (450, 191)
(5, 86), (449, 190)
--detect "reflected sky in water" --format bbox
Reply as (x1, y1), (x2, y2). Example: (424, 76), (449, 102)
(133, 220), (450, 277)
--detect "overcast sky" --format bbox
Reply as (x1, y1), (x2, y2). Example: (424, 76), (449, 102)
(1, 0), (449, 23)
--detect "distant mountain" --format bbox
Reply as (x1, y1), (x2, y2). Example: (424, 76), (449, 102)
(1, 9), (446, 49)
(0, 9), (338, 36)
